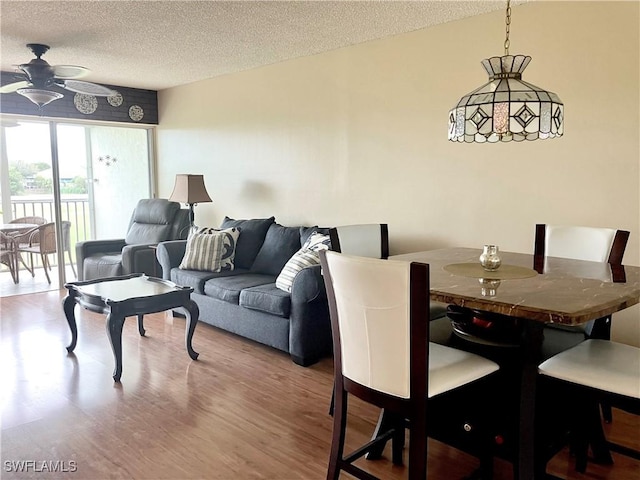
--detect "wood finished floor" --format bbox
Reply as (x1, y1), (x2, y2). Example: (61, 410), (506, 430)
(1, 290), (639, 479)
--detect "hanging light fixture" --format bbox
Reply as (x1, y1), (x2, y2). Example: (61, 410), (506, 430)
(16, 88), (63, 108)
(448, 0), (563, 143)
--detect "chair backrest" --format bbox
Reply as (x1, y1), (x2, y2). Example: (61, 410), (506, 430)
(124, 199), (190, 245)
(36, 223), (57, 254)
(535, 224), (629, 264)
(319, 250), (430, 399)
(10, 216), (47, 225)
(329, 224), (389, 259)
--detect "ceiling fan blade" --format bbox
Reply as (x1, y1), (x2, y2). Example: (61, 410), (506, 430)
(52, 65), (90, 79)
(0, 80), (32, 94)
(59, 80), (116, 97)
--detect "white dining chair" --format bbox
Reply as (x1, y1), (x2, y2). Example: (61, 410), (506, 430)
(536, 224), (629, 336)
(535, 224), (629, 424)
(319, 250), (499, 479)
(538, 339), (640, 472)
(327, 224), (448, 417)
(329, 224), (390, 259)
(534, 224), (634, 474)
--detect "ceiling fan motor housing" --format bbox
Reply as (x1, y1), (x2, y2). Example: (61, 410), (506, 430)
(26, 43), (50, 58)
(19, 58), (56, 88)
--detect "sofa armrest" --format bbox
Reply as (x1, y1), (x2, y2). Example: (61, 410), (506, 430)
(290, 264), (326, 304)
(76, 239), (126, 281)
(156, 240), (187, 280)
(288, 264), (332, 366)
(121, 243), (159, 277)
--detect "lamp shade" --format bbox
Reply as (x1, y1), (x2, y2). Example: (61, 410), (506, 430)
(168, 174), (212, 204)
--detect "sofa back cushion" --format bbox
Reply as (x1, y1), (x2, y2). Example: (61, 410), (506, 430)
(220, 216), (275, 270)
(251, 223), (302, 275)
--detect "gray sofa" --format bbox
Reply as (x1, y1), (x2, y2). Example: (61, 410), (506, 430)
(156, 216), (332, 366)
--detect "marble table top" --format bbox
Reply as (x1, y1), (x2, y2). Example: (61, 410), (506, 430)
(392, 248), (640, 325)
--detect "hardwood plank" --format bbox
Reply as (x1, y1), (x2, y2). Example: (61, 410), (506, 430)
(1, 290), (638, 479)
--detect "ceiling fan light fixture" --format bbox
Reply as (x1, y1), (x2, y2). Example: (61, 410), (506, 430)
(16, 88), (63, 107)
(2, 43), (111, 110)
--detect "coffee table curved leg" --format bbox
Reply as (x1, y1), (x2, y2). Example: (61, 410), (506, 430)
(63, 295), (77, 353)
(137, 314), (146, 336)
(181, 300), (200, 360)
(106, 313), (126, 382)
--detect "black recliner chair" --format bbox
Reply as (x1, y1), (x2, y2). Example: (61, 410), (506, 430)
(76, 199), (190, 281)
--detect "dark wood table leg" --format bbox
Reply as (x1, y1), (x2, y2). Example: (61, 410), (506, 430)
(63, 294), (77, 353)
(181, 300), (199, 360)
(137, 314), (146, 336)
(106, 312), (126, 382)
(518, 319), (545, 480)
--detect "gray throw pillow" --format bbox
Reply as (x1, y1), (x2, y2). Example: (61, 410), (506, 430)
(220, 216), (275, 270)
(251, 223), (302, 276)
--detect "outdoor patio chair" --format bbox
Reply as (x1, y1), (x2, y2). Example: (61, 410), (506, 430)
(14, 222), (57, 283)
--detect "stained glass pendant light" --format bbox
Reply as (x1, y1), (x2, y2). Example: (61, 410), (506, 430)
(448, 0), (563, 143)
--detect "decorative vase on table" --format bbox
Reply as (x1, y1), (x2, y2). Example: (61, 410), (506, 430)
(479, 245), (502, 271)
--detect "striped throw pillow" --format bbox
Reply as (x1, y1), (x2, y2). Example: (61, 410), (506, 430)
(275, 232), (330, 292)
(179, 227), (240, 272)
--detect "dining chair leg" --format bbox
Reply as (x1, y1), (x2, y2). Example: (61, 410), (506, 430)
(41, 253), (51, 283)
(13, 250), (19, 283)
(407, 410), (427, 480)
(17, 252), (32, 275)
(327, 389), (347, 480)
(390, 413), (405, 465)
(5, 255), (18, 284)
(328, 384), (335, 416)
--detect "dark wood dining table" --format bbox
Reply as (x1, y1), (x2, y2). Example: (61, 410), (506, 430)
(382, 248), (640, 480)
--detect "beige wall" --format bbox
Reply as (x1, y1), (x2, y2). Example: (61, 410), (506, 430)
(157, 1), (640, 343)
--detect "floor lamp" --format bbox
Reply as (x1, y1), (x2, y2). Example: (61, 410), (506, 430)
(168, 174), (212, 231)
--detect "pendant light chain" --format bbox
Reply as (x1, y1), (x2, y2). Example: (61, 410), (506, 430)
(504, 0), (511, 56)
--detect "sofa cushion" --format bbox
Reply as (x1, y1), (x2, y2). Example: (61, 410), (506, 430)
(83, 253), (123, 280)
(275, 232), (331, 292)
(251, 223), (302, 276)
(240, 283), (291, 318)
(220, 216), (275, 270)
(171, 267), (249, 294)
(204, 273), (276, 304)
(179, 227), (240, 272)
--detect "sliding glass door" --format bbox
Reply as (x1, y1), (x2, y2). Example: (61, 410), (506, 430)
(0, 117), (153, 296)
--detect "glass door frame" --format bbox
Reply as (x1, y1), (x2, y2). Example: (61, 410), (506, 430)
(0, 113), (157, 289)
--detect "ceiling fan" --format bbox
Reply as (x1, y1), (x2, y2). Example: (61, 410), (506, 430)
(0, 43), (116, 108)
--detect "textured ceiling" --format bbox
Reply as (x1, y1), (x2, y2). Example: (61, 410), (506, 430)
(1, 1), (528, 91)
